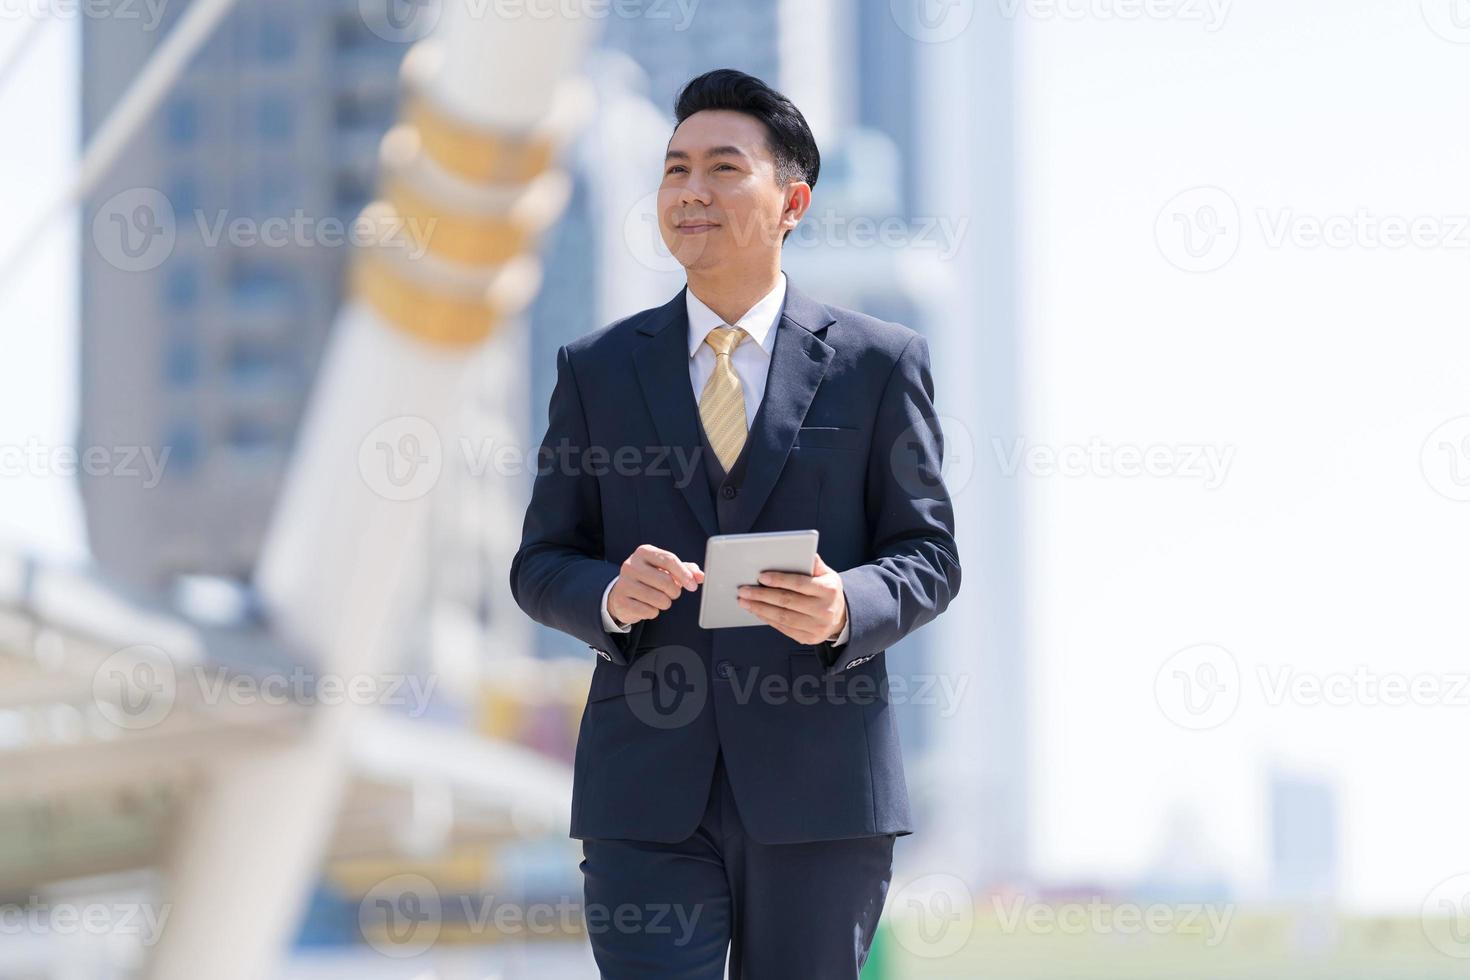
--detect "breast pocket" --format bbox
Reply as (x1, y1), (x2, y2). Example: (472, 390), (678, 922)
(793, 426), (863, 452)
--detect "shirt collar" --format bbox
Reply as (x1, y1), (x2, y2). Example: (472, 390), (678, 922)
(686, 272), (787, 360)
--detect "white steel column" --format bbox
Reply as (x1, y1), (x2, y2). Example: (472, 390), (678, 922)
(144, 5), (596, 977)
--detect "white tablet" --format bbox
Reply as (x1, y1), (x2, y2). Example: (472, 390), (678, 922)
(698, 529), (820, 630)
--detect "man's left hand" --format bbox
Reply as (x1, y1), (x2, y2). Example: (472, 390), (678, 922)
(737, 553), (847, 645)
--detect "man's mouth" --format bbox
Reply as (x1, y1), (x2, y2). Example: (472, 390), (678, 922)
(676, 222), (719, 234)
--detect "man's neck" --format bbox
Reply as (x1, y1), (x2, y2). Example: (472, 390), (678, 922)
(686, 264), (782, 327)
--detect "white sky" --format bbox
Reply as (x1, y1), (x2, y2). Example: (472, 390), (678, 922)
(0, 15), (86, 562)
(1018, 0), (1470, 912)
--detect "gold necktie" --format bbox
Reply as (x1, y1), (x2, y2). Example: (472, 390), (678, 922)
(698, 326), (750, 472)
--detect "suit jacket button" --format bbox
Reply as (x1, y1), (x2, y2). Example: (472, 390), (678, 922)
(721, 485), (737, 499)
(716, 661), (733, 679)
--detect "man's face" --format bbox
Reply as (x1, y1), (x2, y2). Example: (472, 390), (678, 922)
(658, 109), (807, 272)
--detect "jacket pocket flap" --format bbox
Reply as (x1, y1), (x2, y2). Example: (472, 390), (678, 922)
(794, 426), (862, 451)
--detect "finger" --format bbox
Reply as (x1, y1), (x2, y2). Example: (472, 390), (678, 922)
(740, 596), (816, 627)
(813, 553), (832, 575)
(637, 544), (682, 567)
(680, 561), (703, 590)
(739, 597), (779, 625)
(628, 578), (676, 608)
(642, 549), (697, 589)
(632, 563), (684, 599)
(615, 597), (661, 623)
(738, 586), (808, 612)
(741, 599), (822, 643)
(756, 570), (821, 596)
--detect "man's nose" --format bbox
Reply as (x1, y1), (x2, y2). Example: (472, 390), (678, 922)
(678, 177), (711, 205)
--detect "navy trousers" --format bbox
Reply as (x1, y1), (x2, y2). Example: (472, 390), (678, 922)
(579, 750), (895, 979)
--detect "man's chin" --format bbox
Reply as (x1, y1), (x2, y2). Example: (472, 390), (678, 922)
(667, 242), (723, 271)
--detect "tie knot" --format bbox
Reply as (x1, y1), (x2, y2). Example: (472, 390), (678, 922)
(705, 326), (747, 358)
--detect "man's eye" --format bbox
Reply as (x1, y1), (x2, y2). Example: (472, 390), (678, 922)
(666, 166), (687, 175)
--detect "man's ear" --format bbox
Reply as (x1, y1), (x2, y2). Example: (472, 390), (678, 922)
(782, 181), (812, 233)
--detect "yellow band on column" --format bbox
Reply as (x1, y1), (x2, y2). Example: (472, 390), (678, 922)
(351, 247), (498, 348)
(403, 93), (557, 185)
(383, 175), (531, 266)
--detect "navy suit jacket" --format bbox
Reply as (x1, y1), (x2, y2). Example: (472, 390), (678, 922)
(509, 279), (961, 845)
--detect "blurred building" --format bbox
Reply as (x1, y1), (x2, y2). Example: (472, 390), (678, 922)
(78, 0), (411, 592)
(1134, 801), (1235, 904)
(601, 0), (780, 111)
(1270, 770), (1339, 904)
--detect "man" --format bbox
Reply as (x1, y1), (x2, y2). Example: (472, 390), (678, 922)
(509, 68), (961, 979)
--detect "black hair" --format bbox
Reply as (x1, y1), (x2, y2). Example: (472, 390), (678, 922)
(673, 68), (821, 193)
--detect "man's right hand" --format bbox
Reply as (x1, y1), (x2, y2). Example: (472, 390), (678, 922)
(608, 544), (705, 627)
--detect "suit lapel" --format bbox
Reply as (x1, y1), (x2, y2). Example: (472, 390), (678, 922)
(631, 280), (837, 540)
(633, 288), (720, 538)
(724, 285), (835, 533)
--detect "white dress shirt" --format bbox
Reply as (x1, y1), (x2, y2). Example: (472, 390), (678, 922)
(600, 273), (850, 647)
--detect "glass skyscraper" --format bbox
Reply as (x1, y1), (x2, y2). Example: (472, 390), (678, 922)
(79, 0), (412, 591)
